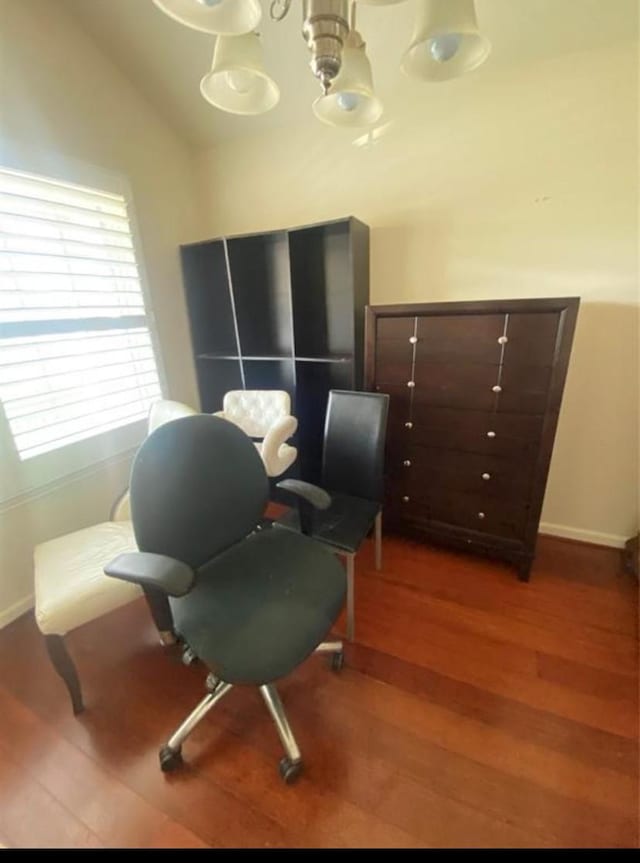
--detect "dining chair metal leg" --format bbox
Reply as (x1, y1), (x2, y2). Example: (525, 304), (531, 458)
(346, 554), (355, 641)
(314, 641), (343, 653)
(374, 511), (382, 571)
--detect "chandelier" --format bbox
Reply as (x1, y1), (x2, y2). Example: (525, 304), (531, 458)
(152, 0), (491, 127)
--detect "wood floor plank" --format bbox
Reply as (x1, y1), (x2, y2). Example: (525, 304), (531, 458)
(375, 536), (637, 636)
(274, 671), (638, 847)
(205, 666), (635, 848)
(347, 642), (638, 777)
(355, 581), (638, 737)
(0, 533), (636, 848)
(357, 568), (637, 676)
(535, 652), (638, 701)
(0, 744), (104, 849)
(0, 686), (208, 849)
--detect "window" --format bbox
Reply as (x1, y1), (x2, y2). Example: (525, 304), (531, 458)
(0, 167), (162, 460)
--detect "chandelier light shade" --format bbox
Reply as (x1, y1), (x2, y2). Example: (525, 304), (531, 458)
(312, 31), (383, 127)
(152, 0), (262, 36)
(200, 34), (280, 115)
(401, 0), (491, 82)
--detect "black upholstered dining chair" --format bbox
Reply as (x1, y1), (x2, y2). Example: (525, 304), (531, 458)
(275, 390), (389, 642)
(104, 414), (346, 784)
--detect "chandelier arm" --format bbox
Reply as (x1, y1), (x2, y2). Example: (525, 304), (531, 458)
(270, 0), (294, 22)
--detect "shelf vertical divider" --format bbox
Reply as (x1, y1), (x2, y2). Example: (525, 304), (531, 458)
(222, 236), (245, 390)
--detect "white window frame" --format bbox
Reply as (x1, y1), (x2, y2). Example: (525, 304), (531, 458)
(0, 146), (167, 505)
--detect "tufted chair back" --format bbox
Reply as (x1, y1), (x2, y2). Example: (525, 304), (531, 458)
(221, 391), (292, 439)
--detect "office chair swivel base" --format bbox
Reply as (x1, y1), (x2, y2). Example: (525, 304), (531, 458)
(159, 645), (343, 782)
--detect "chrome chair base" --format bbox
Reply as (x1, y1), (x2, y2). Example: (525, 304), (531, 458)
(159, 641), (343, 782)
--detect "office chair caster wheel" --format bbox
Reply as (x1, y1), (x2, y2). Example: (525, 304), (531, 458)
(159, 745), (183, 772)
(279, 757), (302, 784)
(181, 646), (197, 666)
(330, 651), (345, 672)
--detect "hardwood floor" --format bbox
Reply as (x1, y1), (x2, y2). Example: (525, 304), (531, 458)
(0, 533), (637, 848)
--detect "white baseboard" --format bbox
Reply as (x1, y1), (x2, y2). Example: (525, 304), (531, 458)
(539, 522), (627, 549)
(0, 594), (34, 630)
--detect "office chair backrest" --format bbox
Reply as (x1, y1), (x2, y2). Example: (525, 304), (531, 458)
(322, 390), (389, 503)
(130, 415), (268, 569)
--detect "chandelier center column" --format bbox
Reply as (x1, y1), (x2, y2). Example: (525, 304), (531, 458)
(302, 0), (350, 94)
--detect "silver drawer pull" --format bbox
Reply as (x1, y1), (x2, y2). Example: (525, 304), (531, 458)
(407, 381), (416, 388)
(405, 421), (413, 429)
(477, 512), (486, 519)
(482, 473), (491, 480)
(403, 460), (411, 467)
(492, 385), (502, 393)
(409, 336), (418, 344)
(498, 336), (508, 345)
(402, 496), (410, 503)
(487, 430), (496, 438)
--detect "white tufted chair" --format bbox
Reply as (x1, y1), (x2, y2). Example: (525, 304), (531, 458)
(34, 398), (198, 714)
(214, 390), (298, 478)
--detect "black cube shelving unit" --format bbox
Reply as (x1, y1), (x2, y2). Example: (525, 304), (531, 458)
(180, 216), (369, 483)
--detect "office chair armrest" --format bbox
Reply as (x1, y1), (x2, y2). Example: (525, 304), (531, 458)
(276, 479), (331, 537)
(276, 479), (331, 510)
(105, 552), (195, 597)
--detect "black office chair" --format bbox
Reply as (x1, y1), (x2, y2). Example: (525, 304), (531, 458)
(275, 390), (389, 642)
(104, 414), (346, 784)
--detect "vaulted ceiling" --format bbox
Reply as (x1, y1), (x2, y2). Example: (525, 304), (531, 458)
(62, 0), (638, 147)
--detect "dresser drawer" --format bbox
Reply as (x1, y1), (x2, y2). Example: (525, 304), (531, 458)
(377, 316), (415, 340)
(416, 314), (505, 363)
(498, 364), (552, 413)
(376, 383), (412, 427)
(406, 406), (544, 458)
(504, 313), (559, 367)
(393, 488), (529, 541)
(409, 360), (552, 414)
(389, 447), (535, 498)
(376, 337), (414, 368)
(412, 361), (498, 410)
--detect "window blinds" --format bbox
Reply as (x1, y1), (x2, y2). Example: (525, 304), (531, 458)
(0, 167), (161, 459)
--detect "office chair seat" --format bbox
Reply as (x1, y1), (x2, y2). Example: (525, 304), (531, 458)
(277, 492), (380, 555)
(170, 528), (345, 686)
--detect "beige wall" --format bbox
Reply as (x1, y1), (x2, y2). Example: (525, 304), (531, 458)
(0, 0), (200, 624)
(196, 41), (639, 547)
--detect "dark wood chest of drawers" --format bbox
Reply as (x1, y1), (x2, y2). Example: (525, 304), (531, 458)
(365, 298), (579, 580)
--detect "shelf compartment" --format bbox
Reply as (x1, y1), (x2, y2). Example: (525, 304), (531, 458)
(243, 358), (296, 399)
(181, 240), (238, 357)
(289, 221), (355, 361)
(294, 360), (353, 484)
(195, 356), (242, 413)
(227, 232), (294, 358)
